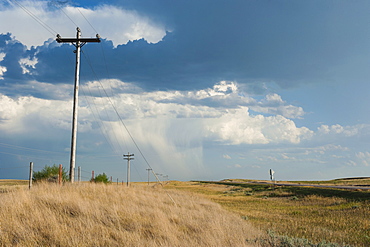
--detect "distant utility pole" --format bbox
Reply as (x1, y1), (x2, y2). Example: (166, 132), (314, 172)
(146, 168), (152, 186)
(123, 152), (134, 187)
(56, 27), (100, 183)
(269, 169), (275, 182)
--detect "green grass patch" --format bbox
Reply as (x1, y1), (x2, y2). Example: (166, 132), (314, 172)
(166, 180), (370, 247)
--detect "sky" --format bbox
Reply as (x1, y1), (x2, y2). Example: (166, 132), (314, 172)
(1, 0), (370, 182)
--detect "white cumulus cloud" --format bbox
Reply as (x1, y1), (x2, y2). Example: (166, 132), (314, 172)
(205, 107), (313, 145)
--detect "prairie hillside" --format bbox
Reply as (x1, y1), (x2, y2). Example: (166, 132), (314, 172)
(165, 180), (370, 247)
(0, 183), (261, 247)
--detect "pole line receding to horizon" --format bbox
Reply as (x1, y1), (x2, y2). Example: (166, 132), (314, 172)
(56, 27), (100, 183)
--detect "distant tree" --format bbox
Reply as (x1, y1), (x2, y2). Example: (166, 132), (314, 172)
(91, 173), (110, 184)
(33, 164), (68, 182)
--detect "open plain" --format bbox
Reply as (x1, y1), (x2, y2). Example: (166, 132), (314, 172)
(0, 178), (369, 246)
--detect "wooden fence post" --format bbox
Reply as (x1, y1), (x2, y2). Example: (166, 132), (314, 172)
(29, 162), (33, 189)
(58, 164), (62, 186)
(78, 166), (81, 183)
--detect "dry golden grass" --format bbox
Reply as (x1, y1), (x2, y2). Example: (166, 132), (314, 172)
(0, 179), (28, 186)
(165, 181), (370, 246)
(0, 180), (28, 194)
(0, 183), (261, 247)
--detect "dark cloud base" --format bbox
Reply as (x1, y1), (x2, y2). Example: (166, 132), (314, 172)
(2, 0), (370, 96)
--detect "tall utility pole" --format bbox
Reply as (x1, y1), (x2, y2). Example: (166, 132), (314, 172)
(146, 168), (152, 186)
(56, 28), (100, 183)
(123, 152), (134, 187)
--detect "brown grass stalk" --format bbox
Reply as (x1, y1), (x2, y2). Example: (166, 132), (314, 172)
(0, 183), (260, 246)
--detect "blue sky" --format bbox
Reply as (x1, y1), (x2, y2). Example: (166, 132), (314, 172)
(1, 0), (370, 181)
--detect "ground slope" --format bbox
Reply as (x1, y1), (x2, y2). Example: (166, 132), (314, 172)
(0, 183), (260, 247)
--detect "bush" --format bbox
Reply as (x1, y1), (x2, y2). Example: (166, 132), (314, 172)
(33, 164), (68, 182)
(91, 173), (110, 183)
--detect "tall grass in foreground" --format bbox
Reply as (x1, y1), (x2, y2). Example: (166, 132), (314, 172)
(0, 183), (261, 246)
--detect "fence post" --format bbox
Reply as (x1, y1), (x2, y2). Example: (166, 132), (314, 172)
(58, 164), (62, 186)
(78, 166), (81, 183)
(29, 162), (33, 190)
(91, 170), (94, 182)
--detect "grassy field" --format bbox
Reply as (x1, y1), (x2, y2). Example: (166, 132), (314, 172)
(1, 179), (369, 246)
(0, 179), (28, 193)
(224, 177), (370, 186)
(0, 179), (28, 186)
(282, 177), (370, 186)
(164, 180), (370, 247)
(0, 182), (261, 247)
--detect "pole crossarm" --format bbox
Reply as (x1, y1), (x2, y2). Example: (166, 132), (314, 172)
(56, 37), (101, 43)
(124, 153), (134, 187)
(56, 29), (100, 49)
(123, 154), (135, 160)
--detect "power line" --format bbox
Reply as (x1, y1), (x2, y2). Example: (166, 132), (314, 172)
(80, 85), (122, 155)
(81, 50), (158, 180)
(59, 7), (79, 27)
(9, 0), (58, 36)
(76, 7), (98, 34)
(80, 51), (128, 158)
(0, 142), (66, 155)
(0, 150), (57, 161)
(0, 166), (28, 170)
(11, 0), (167, 184)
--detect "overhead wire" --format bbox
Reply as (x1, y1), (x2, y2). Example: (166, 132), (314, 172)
(80, 46), (147, 182)
(49, 0), (132, 161)
(80, 51), (127, 157)
(7, 0), (167, 187)
(50, 1), (128, 161)
(53, 2), (79, 28)
(79, 82), (122, 156)
(0, 150), (56, 161)
(72, 8), (165, 185)
(0, 142), (66, 155)
(48, 1), (132, 181)
(8, 0), (58, 36)
(76, 7), (98, 34)
(73, 2), (115, 97)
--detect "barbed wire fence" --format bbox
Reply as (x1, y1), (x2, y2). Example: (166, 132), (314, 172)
(0, 162), (127, 188)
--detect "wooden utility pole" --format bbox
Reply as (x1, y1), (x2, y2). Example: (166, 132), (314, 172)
(146, 168), (152, 186)
(56, 28), (100, 183)
(123, 153), (134, 187)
